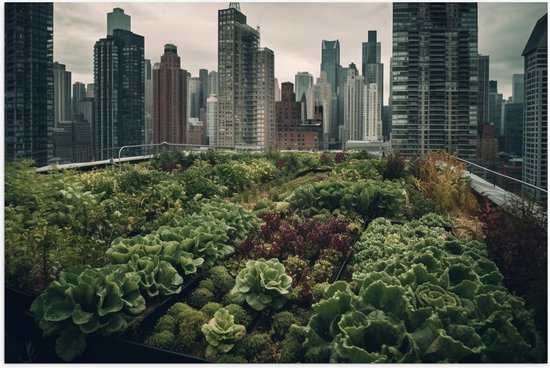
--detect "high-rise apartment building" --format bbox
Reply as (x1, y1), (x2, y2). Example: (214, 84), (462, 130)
(72, 82), (86, 121)
(294, 72), (313, 102)
(362, 30), (384, 116)
(306, 72), (334, 150)
(217, 4), (276, 151)
(199, 68), (209, 109)
(208, 71), (218, 97)
(274, 78), (281, 102)
(391, 3), (478, 159)
(93, 9), (144, 160)
(53, 62), (72, 127)
(86, 83), (95, 98)
(522, 13), (547, 196)
(512, 73), (525, 104)
(276, 82), (321, 151)
(107, 7), (130, 36)
(503, 103), (524, 156)
(321, 40), (341, 97)
(206, 94), (218, 147)
(152, 44), (188, 145)
(5, 3), (54, 166)
(477, 55), (490, 133)
(188, 77), (202, 119)
(144, 59), (153, 144)
(488, 80), (504, 136)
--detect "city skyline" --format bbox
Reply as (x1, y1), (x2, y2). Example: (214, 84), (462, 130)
(53, 2), (547, 100)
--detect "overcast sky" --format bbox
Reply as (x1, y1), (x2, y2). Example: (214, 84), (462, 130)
(53, 2), (547, 101)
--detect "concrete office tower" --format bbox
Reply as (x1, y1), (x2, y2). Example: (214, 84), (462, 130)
(86, 83), (95, 98)
(188, 77), (202, 119)
(477, 55), (490, 135)
(306, 71), (333, 149)
(208, 71), (218, 96)
(217, 4), (276, 151)
(73, 82), (86, 121)
(488, 81), (504, 136)
(5, 3), (53, 167)
(153, 44), (188, 145)
(53, 62), (72, 128)
(362, 30), (384, 116)
(522, 13), (547, 196)
(206, 94), (218, 146)
(512, 74), (525, 104)
(391, 3), (478, 159)
(295, 72), (313, 102)
(94, 9), (144, 160)
(107, 8), (130, 35)
(144, 59), (153, 145)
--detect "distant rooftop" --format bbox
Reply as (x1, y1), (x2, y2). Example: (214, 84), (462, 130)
(522, 13), (547, 56)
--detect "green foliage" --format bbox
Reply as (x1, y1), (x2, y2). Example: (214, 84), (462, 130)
(232, 332), (275, 363)
(29, 265), (145, 361)
(230, 258), (293, 311)
(123, 254), (183, 298)
(270, 311), (298, 340)
(153, 315), (178, 334)
(223, 304), (253, 328)
(201, 308), (246, 360)
(288, 179), (407, 220)
(145, 330), (176, 350)
(279, 327), (306, 363)
(298, 215), (544, 363)
(187, 288), (216, 309)
(198, 279), (216, 293)
(206, 265), (235, 296)
(200, 302), (224, 318)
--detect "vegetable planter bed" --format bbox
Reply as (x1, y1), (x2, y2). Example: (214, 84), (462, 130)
(7, 151), (546, 363)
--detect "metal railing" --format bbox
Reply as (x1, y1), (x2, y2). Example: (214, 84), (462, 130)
(117, 142), (210, 170)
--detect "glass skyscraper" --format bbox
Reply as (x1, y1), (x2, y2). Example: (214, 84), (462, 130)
(94, 11), (144, 160)
(5, 3), (54, 167)
(391, 3), (478, 159)
(362, 30), (384, 116)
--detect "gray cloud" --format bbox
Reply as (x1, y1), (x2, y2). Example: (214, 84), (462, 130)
(54, 2), (547, 101)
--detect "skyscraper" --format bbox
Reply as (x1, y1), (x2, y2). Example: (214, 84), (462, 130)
(73, 82), (86, 121)
(391, 3), (478, 159)
(153, 44), (188, 145)
(503, 102), (524, 156)
(306, 72), (333, 150)
(94, 9), (144, 160)
(488, 80), (504, 136)
(321, 40), (341, 97)
(274, 78), (281, 102)
(86, 83), (95, 98)
(199, 68), (209, 109)
(5, 3), (53, 166)
(107, 7), (130, 35)
(512, 74), (525, 104)
(522, 13), (547, 197)
(362, 30), (384, 115)
(294, 72), (313, 102)
(477, 55), (490, 133)
(188, 77), (202, 119)
(217, 4), (276, 151)
(144, 59), (153, 145)
(53, 62), (72, 127)
(208, 71), (218, 97)
(206, 94), (218, 147)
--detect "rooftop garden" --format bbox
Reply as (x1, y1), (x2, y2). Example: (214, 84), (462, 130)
(4, 150), (547, 363)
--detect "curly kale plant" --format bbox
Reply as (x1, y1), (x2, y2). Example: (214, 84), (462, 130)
(29, 265), (145, 361)
(201, 308), (246, 360)
(230, 258), (292, 311)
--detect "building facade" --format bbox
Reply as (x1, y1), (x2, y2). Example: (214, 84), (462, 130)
(477, 55), (489, 134)
(5, 3), (54, 167)
(72, 82), (86, 121)
(488, 80), (504, 136)
(522, 13), (547, 197)
(217, 4), (276, 151)
(294, 72), (313, 102)
(503, 102), (524, 156)
(362, 30), (384, 116)
(512, 73), (525, 104)
(391, 3), (478, 159)
(306, 72), (333, 150)
(53, 62), (72, 128)
(152, 44), (188, 145)
(93, 12), (144, 160)
(107, 7), (130, 35)
(206, 94), (218, 147)
(144, 59), (153, 144)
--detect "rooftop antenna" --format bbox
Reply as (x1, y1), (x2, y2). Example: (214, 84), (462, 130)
(229, 2), (240, 11)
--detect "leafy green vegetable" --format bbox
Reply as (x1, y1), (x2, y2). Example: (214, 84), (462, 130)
(29, 265), (145, 361)
(201, 308), (246, 360)
(230, 258), (292, 311)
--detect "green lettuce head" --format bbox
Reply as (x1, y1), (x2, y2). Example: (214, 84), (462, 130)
(201, 307), (246, 360)
(230, 258), (292, 311)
